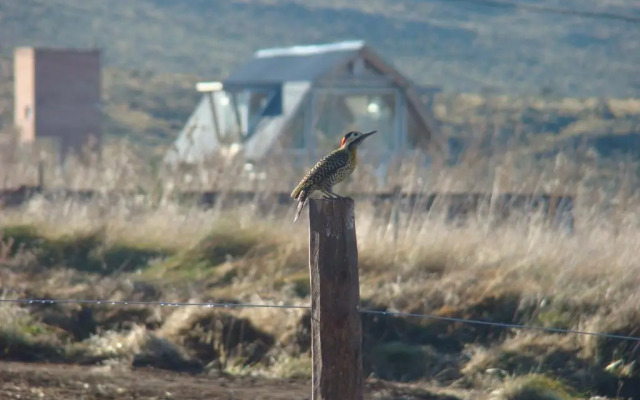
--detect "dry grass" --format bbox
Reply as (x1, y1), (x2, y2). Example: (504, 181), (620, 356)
(0, 139), (639, 398)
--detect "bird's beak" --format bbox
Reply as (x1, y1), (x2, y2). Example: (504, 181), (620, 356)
(356, 130), (376, 144)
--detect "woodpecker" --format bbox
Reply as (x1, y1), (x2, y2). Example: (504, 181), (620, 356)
(290, 130), (377, 222)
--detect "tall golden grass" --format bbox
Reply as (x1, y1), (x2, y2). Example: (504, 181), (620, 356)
(1, 137), (638, 306)
(1, 134), (640, 398)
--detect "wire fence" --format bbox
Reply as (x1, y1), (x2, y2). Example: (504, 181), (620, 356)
(1, 297), (639, 342)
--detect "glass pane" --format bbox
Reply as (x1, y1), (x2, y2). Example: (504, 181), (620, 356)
(248, 92), (269, 132)
(313, 91), (396, 155)
(213, 91), (240, 142)
(212, 89), (280, 142)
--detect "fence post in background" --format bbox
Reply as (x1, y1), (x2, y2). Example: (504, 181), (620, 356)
(308, 198), (363, 400)
(390, 185), (401, 244)
(37, 161), (45, 190)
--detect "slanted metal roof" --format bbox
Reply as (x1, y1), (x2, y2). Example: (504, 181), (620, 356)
(224, 40), (365, 86)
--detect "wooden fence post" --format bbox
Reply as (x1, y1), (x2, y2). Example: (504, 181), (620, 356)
(308, 198), (363, 400)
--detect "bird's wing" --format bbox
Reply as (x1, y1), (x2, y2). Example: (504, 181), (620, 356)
(291, 150), (349, 198)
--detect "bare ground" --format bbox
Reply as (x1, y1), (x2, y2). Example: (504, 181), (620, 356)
(0, 361), (468, 400)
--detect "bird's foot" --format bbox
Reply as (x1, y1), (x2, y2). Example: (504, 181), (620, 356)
(321, 191), (338, 199)
(323, 196), (348, 201)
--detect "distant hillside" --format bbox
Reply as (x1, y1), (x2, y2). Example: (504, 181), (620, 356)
(1, 0), (639, 154)
(0, 0), (639, 97)
(1, 56), (638, 160)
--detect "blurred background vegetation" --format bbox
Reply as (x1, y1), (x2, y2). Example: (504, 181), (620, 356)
(0, 0), (639, 157)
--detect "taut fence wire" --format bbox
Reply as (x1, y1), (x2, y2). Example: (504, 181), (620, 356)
(1, 297), (639, 342)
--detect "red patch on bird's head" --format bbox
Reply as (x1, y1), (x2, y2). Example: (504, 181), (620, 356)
(340, 137), (347, 147)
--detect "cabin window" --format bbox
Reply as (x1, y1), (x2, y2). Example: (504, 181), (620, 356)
(209, 91), (241, 143)
(312, 90), (397, 155)
(245, 87), (282, 137)
(209, 86), (283, 143)
(248, 91), (269, 134)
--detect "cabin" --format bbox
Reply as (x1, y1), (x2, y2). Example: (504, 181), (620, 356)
(166, 40), (437, 167)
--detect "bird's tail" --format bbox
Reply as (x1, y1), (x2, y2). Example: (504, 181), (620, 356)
(293, 189), (309, 223)
(290, 181), (305, 200)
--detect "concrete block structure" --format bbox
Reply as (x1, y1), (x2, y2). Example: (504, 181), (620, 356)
(14, 47), (102, 158)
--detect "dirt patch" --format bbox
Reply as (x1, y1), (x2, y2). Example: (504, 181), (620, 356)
(0, 361), (466, 400)
(167, 309), (275, 368)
